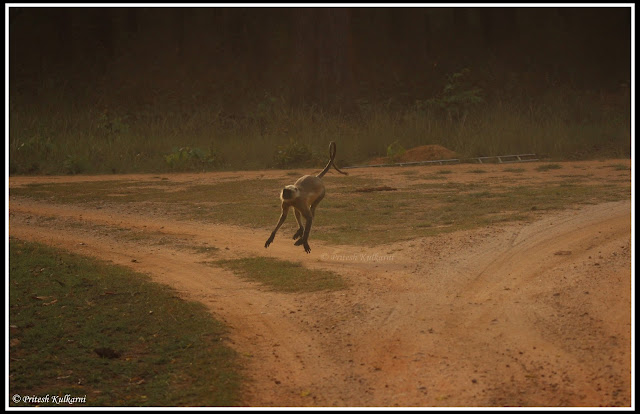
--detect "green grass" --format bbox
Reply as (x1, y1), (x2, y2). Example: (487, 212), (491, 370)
(535, 163), (563, 172)
(27, 215), (220, 258)
(315, 182), (628, 245)
(10, 164), (630, 247)
(8, 86), (631, 175)
(9, 238), (242, 407)
(214, 257), (347, 293)
(606, 163), (630, 171)
(9, 175), (378, 227)
(422, 174), (449, 180)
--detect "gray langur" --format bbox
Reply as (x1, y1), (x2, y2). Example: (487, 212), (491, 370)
(265, 141), (348, 253)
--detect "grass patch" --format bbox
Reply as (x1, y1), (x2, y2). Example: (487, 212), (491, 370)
(314, 180), (629, 246)
(422, 174), (449, 180)
(185, 244), (220, 256)
(10, 164), (630, 247)
(9, 175), (378, 228)
(214, 257), (347, 293)
(606, 163), (630, 171)
(503, 167), (525, 173)
(28, 216), (220, 258)
(468, 169), (487, 174)
(535, 163), (563, 172)
(9, 85), (631, 175)
(9, 238), (241, 407)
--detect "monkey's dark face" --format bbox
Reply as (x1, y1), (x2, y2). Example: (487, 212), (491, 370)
(282, 188), (295, 199)
(281, 185), (299, 201)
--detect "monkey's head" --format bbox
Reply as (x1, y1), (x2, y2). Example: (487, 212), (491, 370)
(280, 185), (300, 201)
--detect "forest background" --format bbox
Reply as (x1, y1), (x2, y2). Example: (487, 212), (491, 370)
(8, 6), (632, 174)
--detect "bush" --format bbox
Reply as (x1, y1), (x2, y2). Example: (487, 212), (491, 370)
(386, 141), (406, 163)
(421, 68), (485, 123)
(62, 154), (89, 175)
(273, 139), (314, 168)
(164, 146), (225, 171)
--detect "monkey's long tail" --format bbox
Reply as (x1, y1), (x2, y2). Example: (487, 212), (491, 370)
(328, 141), (348, 176)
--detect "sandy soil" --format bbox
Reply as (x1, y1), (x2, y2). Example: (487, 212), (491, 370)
(8, 161), (632, 407)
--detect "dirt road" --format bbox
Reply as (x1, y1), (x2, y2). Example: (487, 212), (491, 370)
(8, 164), (632, 407)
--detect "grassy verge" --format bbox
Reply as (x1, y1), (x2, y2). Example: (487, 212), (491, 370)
(9, 91), (631, 175)
(213, 257), (347, 293)
(9, 164), (631, 247)
(317, 182), (629, 246)
(28, 215), (220, 258)
(9, 238), (242, 407)
(535, 163), (563, 172)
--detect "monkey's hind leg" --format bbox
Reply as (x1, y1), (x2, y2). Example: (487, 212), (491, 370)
(293, 206), (313, 253)
(292, 209), (304, 240)
(310, 190), (325, 218)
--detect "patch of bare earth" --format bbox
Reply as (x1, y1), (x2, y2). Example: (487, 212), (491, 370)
(8, 160), (632, 407)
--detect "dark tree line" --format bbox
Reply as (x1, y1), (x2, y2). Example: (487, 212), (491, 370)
(9, 7), (631, 111)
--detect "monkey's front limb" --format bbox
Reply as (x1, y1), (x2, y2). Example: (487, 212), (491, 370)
(265, 205), (289, 248)
(265, 234), (275, 248)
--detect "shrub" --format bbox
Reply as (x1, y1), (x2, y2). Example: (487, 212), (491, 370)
(386, 141), (406, 163)
(273, 139), (313, 168)
(62, 154), (89, 175)
(421, 68), (485, 123)
(164, 146), (224, 171)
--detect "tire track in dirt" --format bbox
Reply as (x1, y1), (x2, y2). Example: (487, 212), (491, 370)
(431, 201), (632, 406)
(8, 197), (632, 407)
(8, 199), (372, 406)
(8, 198), (405, 406)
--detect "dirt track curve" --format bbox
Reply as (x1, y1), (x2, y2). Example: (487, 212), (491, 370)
(8, 173), (632, 407)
